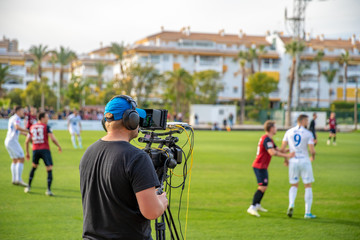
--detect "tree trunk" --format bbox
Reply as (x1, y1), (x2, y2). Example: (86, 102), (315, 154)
(38, 64), (42, 82)
(343, 64), (348, 102)
(329, 87), (332, 107)
(296, 75), (301, 109)
(317, 62), (321, 108)
(240, 67), (246, 125)
(52, 63), (55, 87)
(286, 57), (296, 127)
(59, 67), (64, 110)
(258, 58), (261, 72)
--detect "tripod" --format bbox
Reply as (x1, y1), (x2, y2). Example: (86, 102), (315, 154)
(155, 205), (181, 240)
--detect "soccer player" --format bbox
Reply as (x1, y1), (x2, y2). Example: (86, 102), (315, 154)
(4, 106), (29, 186)
(309, 113), (317, 145)
(24, 112), (62, 196)
(281, 114), (317, 219)
(67, 109), (82, 149)
(327, 112), (337, 145)
(25, 106), (37, 130)
(247, 120), (295, 217)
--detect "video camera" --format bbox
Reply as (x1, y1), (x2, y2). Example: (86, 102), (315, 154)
(139, 109), (186, 182)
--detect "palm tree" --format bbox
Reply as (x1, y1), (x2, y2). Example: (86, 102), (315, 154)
(322, 69), (337, 106)
(235, 50), (254, 124)
(339, 51), (351, 102)
(285, 40), (305, 127)
(55, 46), (77, 107)
(0, 64), (11, 98)
(49, 54), (57, 87)
(296, 61), (310, 109)
(314, 50), (324, 108)
(109, 42), (125, 77)
(29, 44), (50, 110)
(257, 45), (267, 72)
(94, 61), (107, 90)
(164, 68), (194, 114)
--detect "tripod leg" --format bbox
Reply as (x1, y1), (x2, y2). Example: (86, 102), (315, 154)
(165, 207), (181, 240)
(155, 215), (166, 240)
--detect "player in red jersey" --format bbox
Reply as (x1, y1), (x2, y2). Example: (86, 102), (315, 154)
(25, 107), (37, 130)
(327, 112), (337, 145)
(247, 120), (295, 217)
(24, 112), (62, 196)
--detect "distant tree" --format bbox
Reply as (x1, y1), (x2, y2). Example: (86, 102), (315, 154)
(110, 42), (125, 76)
(6, 88), (24, 106)
(296, 61), (310, 109)
(94, 61), (107, 90)
(66, 76), (93, 107)
(54, 46), (77, 107)
(257, 45), (267, 72)
(29, 44), (49, 80)
(193, 70), (223, 104)
(234, 57), (249, 125)
(127, 63), (162, 106)
(49, 54), (57, 87)
(285, 40), (305, 127)
(339, 50), (351, 102)
(21, 80), (57, 108)
(246, 72), (278, 108)
(314, 50), (325, 108)
(164, 68), (194, 114)
(0, 63), (11, 98)
(29, 44), (50, 109)
(322, 69), (338, 106)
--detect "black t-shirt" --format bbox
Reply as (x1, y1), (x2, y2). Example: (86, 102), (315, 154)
(80, 140), (160, 240)
(309, 119), (316, 139)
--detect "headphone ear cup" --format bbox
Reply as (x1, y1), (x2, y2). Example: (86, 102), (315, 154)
(123, 109), (139, 130)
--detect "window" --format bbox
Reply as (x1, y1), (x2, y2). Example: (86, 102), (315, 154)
(163, 55), (170, 62)
(199, 56), (219, 66)
(150, 55), (160, 64)
(219, 109), (224, 115)
(233, 86), (238, 93)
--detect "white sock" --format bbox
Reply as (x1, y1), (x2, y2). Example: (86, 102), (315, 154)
(289, 186), (298, 208)
(71, 135), (77, 148)
(11, 163), (16, 182)
(16, 162), (24, 182)
(305, 188), (313, 214)
(78, 136), (82, 148)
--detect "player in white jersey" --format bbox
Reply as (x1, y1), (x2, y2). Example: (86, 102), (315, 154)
(67, 109), (82, 149)
(4, 106), (29, 186)
(281, 114), (317, 219)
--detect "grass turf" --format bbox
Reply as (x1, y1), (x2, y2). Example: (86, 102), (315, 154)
(0, 129), (359, 239)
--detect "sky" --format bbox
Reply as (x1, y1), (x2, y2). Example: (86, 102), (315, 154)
(0, 0), (359, 54)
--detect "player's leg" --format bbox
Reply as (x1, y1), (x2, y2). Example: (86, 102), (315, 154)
(76, 132), (82, 149)
(332, 131), (336, 145)
(70, 129), (78, 148)
(6, 142), (20, 184)
(44, 150), (54, 196)
(302, 162), (316, 218)
(287, 161), (299, 217)
(25, 151), (40, 193)
(248, 168), (268, 217)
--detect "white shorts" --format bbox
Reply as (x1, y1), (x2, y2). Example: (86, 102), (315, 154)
(69, 127), (80, 135)
(288, 160), (314, 184)
(5, 140), (25, 159)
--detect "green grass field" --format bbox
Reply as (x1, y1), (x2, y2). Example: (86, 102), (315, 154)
(0, 129), (359, 240)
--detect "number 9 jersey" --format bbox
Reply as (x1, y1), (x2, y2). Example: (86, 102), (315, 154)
(282, 125), (314, 161)
(29, 123), (52, 150)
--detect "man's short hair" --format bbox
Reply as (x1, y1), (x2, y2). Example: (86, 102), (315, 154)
(15, 106), (22, 112)
(104, 112), (123, 130)
(313, 112), (317, 117)
(297, 114), (309, 123)
(264, 120), (275, 132)
(38, 112), (46, 120)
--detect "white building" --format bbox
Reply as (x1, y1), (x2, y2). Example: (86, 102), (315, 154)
(124, 28), (360, 108)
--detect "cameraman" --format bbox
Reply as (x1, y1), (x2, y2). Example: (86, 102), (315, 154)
(80, 96), (168, 240)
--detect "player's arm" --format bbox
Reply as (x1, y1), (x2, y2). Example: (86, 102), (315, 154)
(67, 119), (70, 129)
(15, 123), (29, 134)
(309, 144), (316, 161)
(267, 148), (294, 158)
(79, 121), (82, 132)
(136, 187), (168, 220)
(25, 134), (31, 160)
(49, 133), (62, 152)
(280, 141), (290, 166)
